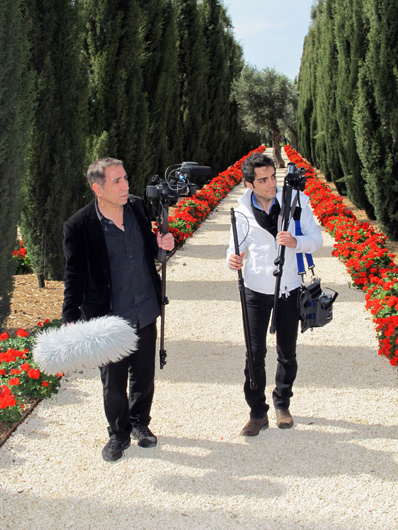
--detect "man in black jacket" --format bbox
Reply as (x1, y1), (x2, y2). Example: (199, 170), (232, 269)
(62, 157), (174, 462)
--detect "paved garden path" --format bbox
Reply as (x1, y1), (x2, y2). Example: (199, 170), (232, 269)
(1, 149), (397, 530)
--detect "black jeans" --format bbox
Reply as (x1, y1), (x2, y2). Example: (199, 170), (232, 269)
(244, 287), (299, 418)
(99, 321), (157, 441)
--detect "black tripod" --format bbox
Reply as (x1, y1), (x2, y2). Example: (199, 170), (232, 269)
(147, 162), (211, 369)
(270, 163), (306, 335)
(157, 199), (170, 369)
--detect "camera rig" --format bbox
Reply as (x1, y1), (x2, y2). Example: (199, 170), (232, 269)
(147, 162), (212, 206)
(146, 161), (212, 369)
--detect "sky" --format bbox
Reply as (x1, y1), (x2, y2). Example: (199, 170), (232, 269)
(224, 0), (315, 80)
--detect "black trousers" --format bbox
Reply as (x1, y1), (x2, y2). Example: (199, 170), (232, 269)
(99, 321), (157, 441)
(244, 287), (299, 418)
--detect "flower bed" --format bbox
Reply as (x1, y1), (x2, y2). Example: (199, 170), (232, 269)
(155, 146), (267, 246)
(0, 321), (62, 423)
(12, 240), (33, 274)
(284, 145), (398, 367)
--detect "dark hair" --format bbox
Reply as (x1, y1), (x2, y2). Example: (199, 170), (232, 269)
(241, 153), (276, 184)
(86, 157), (123, 188)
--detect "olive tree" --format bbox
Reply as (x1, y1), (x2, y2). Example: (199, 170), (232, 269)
(232, 65), (297, 167)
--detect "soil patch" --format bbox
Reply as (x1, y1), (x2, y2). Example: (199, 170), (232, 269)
(4, 274), (64, 336)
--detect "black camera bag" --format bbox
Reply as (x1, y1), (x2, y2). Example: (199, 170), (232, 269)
(297, 279), (338, 333)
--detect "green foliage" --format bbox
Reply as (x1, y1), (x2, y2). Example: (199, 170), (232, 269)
(200, 0), (230, 174)
(0, 0), (252, 304)
(138, 0), (182, 183)
(12, 243), (33, 275)
(353, 0), (398, 239)
(334, 0), (374, 214)
(175, 0), (209, 165)
(298, 0), (398, 240)
(84, 0), (149, 196)
(312, 0), (344, 189)
(0, 0), (35, 327)
(297, 29), (318, 162)
(20, 0), (89, 281)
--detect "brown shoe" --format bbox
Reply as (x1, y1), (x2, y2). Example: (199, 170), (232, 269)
(275, 409), (293, 429)
(240, 415), (269, 436)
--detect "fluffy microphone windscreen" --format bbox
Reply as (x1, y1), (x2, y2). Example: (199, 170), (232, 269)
(32, 315), (138, 375)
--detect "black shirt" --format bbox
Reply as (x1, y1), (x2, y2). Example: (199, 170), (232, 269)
(96, 200), (160, 328)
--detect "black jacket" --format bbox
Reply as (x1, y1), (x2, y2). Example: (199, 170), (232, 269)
(62, 195), (161, 324)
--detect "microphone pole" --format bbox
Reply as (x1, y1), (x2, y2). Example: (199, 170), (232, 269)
(231, 208), (257, 390)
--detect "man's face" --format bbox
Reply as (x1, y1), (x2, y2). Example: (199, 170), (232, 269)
(94, 165), (129, 207)
(246, 165), (277, 202)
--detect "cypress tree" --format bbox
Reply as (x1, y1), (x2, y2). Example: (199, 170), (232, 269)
(200, 0), (229, 175)
(334, 0), (374, 215)
(0, 0), (34, 326)
(137, 0), (181, 181)
(297, 31), (317, 162)
(297, 2), (324, 167)
(218, 4), (250, 164)
(84, 0), (149, 195)
(353, 0), (398, 239)
(175, 0), (209, 165)
(313, 0), (344, 189)
(20, 0), (88, 282)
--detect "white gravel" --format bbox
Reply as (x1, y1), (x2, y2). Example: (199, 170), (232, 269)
(1, 149), (397, 530)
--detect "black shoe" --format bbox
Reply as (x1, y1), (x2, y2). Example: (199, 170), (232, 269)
(102, 437), (131, 462)
(131, 424), (157, 448)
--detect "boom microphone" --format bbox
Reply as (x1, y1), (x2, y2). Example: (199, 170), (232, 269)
(33, 315), (138, 375)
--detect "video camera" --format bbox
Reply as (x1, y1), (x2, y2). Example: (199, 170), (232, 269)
(146, 162), (212, 206)
(285, 162), (306, 192)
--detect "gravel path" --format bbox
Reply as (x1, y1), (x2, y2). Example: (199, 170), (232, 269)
(1, 150), (397, 530)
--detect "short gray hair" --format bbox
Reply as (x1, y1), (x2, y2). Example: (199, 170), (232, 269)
(86, 157), (123, 188)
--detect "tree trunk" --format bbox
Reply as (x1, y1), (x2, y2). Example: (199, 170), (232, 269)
(273, 129), (285, 168)
(287, 125), (298, 151)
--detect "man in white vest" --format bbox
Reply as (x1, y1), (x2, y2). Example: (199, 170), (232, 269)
(227, 152), (322, 435)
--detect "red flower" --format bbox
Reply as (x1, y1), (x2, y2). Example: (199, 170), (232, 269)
(37, 322), (43, 327)
(0, 385), (16, 409)
(0, 369), (6, 376)
(20, 363), (30, 371)
(27, 368), (41, 379)
(41, 381), (49, 387)
(8, 377), (20, 386)
(0, 332), (9, 341)
(0, 348), (25, 363)
(16, 329), (29, 337)
(284, 145), (398, 366)
(43, 319), (50, 324)
(10, 369), (21, 375)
